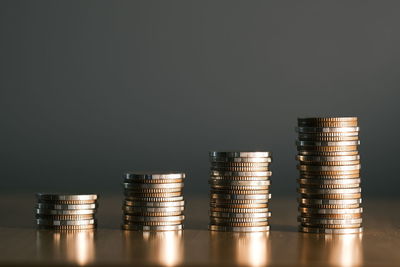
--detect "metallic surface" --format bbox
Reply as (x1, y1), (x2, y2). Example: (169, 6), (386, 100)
(0, 195), (399, 266)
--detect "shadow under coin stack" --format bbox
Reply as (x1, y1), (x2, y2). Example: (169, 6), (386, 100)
(36, 193), (98, 230)
(122, 172), (185, 231)
(209, 152), (272, 232)
(296, 117), (362, 234)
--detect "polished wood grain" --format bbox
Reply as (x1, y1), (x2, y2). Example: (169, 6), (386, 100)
(0, 194), (398, 266)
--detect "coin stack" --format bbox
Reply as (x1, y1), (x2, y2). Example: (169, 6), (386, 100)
(122, 172), (185, 231)
(36, 193), (98, 230)
(296, 117), (362, 234)
(209, 152), (272, 232)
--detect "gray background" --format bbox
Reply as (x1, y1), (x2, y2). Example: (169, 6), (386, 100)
(0, 1), (399, 197)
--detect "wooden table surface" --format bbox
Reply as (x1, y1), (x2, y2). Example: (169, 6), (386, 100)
(0, 194), (399, 266)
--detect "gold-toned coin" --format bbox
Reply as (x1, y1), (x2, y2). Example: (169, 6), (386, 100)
(122, 224), (183, 231)
(124, 187), (183, 193)
(299, 226), (363, 234)
(36, 214), (95, 220)
(37, 219), (96, 226)
(299, 203), (360, 209)
(298, 117), (358, 122)
(124, 191), (182, 198)
(210, 189), (270, 195)
(123, 200), (185, 207)
(298, 150), (359, 156)
(298, 198), (361, 205)
(298, 135), (359, 141)
(209, 225), (270, 232)
(296, 141), (360, 147)
(298, 183), (360, 189)
(210, 217), (269, 223)
(210, 207), (269, 213)
(300, 170), (360, 176)
(210, 203), (268, 209)
(300, 223), (362, 229)
(210, 176), (271, 181)
(37, 224), (97, 230)
(37, 200), (97, 205)
(210, 221), (269, 227)
(124, 215), (184, 222)
(210, 185), (270, 190)
(123, 206), (184, 213)
(123, 221), (183, 226)
(209, 180), (271, 186)
(298, 160), (360, 166)
(210, 198), (270, 204)
(210, 166), (270, 171)
(296, 126), (359, 133)
(297, 155), (360, 162)
(298, 164), (361, 172)
(124, 178), (184, 184)
(125, 196), (183, 202)
(123, 211), (183, 217)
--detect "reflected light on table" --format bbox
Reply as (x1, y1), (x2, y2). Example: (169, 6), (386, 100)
(298, 233), (363, 267)
(211, 231), (270, 267)
(36, 230), (95, 266)
(124, 230), (183, 266)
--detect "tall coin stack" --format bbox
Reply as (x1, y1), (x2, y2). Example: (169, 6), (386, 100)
(209, 152), (272, 232)
(36, 193), (98, 230)
(122, 172), (185, 231)
(296, 117), (362, 234)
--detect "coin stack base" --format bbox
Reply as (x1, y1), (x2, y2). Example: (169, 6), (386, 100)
(122, 172), (185, 231)
(209, 152), (272, 232)
(36, 193), (98, 230)
(296, 117), (362, 234)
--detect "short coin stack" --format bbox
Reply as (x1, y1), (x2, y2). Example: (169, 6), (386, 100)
(36, 193), (98, 230)
(296, 117), (362, 234)
(209, 151), (272, 232)
(122, 172), (185, 231)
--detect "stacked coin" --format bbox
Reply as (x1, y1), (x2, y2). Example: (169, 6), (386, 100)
(209, 152), (272, 232)
(122, 172), (185, 231)
(36, 193), (98, 230)
(296, 117), (362, 234)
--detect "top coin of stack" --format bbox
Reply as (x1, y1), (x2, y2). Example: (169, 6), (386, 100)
(296, 117), (362, 234)
(36, 193), (98, 230)
(122, 172), (185, 231)
(209, 151), (272, 232)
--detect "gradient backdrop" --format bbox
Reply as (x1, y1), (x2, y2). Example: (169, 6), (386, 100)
(0, 1), (399, 197)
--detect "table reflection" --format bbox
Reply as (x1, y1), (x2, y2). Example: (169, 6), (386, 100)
(123, 230), (184, 266)
(210, 231), (271, 267)
(36, 230), (95, 266)
(298, 233), (363, 267)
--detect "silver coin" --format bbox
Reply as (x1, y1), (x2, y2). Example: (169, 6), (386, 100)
(299, 207), (363, 214)
(123, 182), (184, 189)
(210, 194), (271, 200)
(209, 225), (270, 232)
(299, 226), (363, 234)
(296, 141), (360, 147)
(298, 187), (361, 194)
(211, 171), (272, 177)
(124, 200), (185, 207)
(210, 176), (271, 181)
(123, 206), (184, 213)
(210, 217), (269, 223)
(296, 127), (360, 133)
(124, 215), (184, 222)
(210, 211), (270, 218)
(36, 203), (97, 210)
(36, 209), (97, 215)
(122, 224), (183, 231)
(210, 198), (270, 204)
(210, 207), (269, 213)
(298, 178), (361, 185)
(36, 193), (98, 201)
(124, 172), (185, 180)
(209, 180), (271, 186)
(209, 152), (272, 158)
(297, 155), (360, 162)
(298, 151), (359, 156)
(37, 219), (96, 226)
(298, 198), (361, 205)
(210, 157), (271, 163)
(298, 217), (362, 224)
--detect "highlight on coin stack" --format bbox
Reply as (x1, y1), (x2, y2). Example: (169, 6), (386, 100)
(122, 172), (185, 231)
(296, 117), (363, 234)
(35, 193), (98, 230)
(208, 151), (272, 232)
